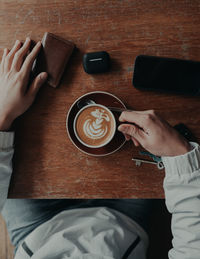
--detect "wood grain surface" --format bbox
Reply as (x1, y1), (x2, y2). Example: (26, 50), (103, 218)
(0, 0), (199, 198)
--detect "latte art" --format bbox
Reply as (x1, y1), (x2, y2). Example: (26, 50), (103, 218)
(75, 105), (116, 147)
(83, 109), (110, 140)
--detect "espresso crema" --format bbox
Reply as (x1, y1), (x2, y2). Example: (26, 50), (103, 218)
(75, 106), (115, 147)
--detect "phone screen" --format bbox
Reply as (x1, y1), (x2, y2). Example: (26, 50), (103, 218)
(132, 55), (200, 95)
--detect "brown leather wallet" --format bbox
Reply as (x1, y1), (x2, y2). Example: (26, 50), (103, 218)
(33, 32), (75, 88)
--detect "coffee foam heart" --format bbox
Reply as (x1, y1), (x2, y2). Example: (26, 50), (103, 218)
(75, 105), (115, 147)
(83, 109), (110, 140)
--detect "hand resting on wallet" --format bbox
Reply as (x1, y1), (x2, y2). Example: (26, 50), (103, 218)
(0, 38), (47, 131)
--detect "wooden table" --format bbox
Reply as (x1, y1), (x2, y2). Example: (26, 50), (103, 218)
(1, 0), (199, 198)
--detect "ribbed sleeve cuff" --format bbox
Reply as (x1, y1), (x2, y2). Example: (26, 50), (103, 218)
(0, 131), (15, 149)
(162, 142), (200, 177)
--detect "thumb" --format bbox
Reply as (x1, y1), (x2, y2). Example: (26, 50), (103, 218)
(118, 124), (144, 143)
(28, 72), (48, 96)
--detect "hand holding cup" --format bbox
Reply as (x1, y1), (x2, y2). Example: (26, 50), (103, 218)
(118, 110), (191, 156)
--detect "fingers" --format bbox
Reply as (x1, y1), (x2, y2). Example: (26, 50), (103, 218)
(3, 40), (22, 71)
(118, 123), (145, 144)
(21, 41), (41, 76)
(122, 132), (140, 146)
(119, 110), (156, 130)
(27, 72), (47, 97)
(0, 48), (9, 72)
(11, 37), (31, 71)
(124, 133), (131, 141)
(131, 137), (140, 146)
(119, 110), (145, 126)
(1, 48), (9, 63)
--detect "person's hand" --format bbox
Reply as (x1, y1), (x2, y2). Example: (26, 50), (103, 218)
(0, 38), (47, 131)
(118, 110), (191, 157)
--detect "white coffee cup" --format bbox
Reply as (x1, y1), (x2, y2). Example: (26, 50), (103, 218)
(73, 104), (116, 148)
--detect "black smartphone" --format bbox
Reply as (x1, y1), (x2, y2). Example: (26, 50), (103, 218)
(132, 55), (200, 95)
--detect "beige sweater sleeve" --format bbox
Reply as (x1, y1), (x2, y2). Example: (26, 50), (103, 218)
(162, 142), (200, 259)
(0, 132), (15, 212)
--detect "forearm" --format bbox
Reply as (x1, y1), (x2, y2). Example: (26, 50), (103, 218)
(0, 131), (15, 212)
(162, 143), (200, 259)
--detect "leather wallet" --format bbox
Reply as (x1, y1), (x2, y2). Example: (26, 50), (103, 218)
(33, 32), (75, 88)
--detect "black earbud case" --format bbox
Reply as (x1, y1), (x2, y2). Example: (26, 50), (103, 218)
(83, 51), (110, 74)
